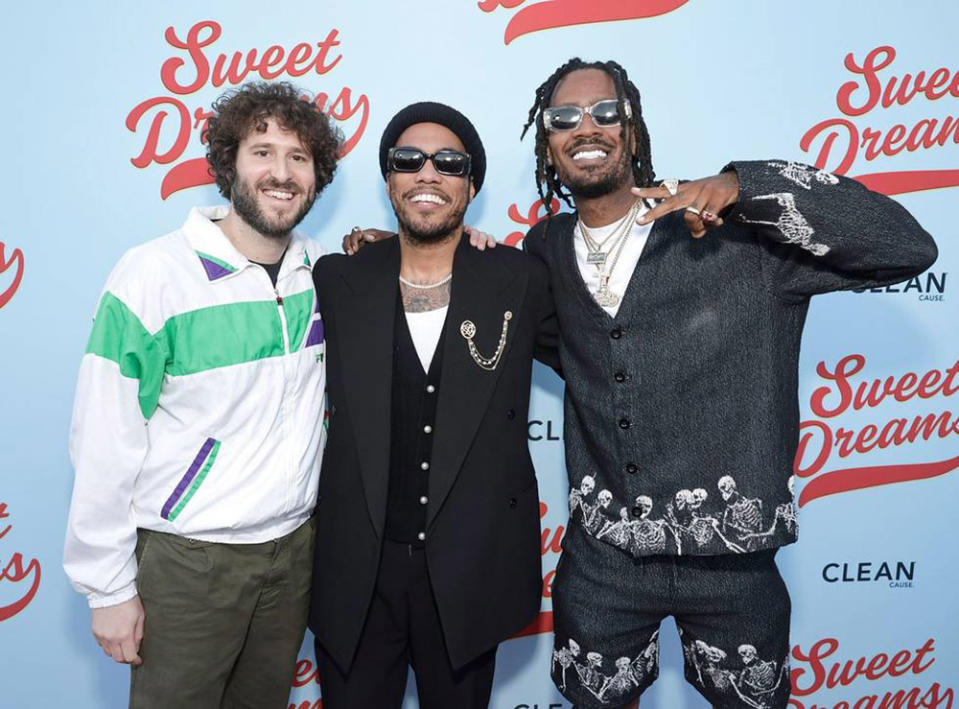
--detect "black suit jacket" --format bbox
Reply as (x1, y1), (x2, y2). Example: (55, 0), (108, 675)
(309, 233), (559, 672)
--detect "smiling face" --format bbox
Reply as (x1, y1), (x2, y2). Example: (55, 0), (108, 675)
(387, 122), (474, 244)
(230, 118), (317, 239)
(546, 68), (634, 200)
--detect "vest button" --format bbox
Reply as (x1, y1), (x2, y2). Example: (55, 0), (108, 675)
(619, 418), (631, 430)
(610, 327), (622, 339)
(625, 462), (638, 474)
(614, 371), (627, 383)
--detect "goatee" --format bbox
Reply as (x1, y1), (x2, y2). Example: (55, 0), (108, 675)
(391, 192), (466, 245)
(232, 176), (315, 239)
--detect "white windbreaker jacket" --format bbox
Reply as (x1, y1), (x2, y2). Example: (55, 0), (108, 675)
(64, 206), (326, 608)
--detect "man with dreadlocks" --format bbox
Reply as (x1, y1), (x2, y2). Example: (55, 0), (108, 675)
(517, 58), (936, 709)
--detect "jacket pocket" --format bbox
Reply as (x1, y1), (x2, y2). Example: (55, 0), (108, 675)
(160, 437), (222, 521)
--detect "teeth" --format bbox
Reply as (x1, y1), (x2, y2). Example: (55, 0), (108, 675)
(410, 193), (446, 204)
(573, 149), (608, 160)
(264, 189), (294, 200)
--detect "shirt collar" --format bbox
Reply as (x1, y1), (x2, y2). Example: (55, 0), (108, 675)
(184, 206), (314, 284)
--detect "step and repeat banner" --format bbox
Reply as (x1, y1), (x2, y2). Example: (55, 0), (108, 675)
(1, 1), (956, 707)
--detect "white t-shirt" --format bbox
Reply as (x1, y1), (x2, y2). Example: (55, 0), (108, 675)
(573, 204), (654, 318)
(405, 306), (449, 372)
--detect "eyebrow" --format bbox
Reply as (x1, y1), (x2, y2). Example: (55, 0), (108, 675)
(247, 142), (308, 153)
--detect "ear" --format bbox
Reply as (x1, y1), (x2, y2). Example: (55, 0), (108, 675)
(546, 145), (554, 166)
(468, 178), (476, 203)
(385, 174), (393, 200)
(627, 129), (637, 158)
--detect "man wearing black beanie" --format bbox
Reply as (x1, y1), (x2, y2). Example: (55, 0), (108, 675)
(308, 101), (559, 708)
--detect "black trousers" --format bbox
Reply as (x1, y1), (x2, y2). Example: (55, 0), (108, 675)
(315, 540), (497, 709)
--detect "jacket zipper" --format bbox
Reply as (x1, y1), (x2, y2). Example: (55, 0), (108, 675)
(275, 286), (294, 513)
(275, 290), (290, 354)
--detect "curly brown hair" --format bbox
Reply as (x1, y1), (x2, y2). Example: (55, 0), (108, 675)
(204, 81), (341, 199)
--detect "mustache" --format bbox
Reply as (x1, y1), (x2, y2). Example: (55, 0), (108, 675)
(258, 178), (302, 194)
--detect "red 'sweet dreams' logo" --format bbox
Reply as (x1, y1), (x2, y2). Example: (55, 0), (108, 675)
(802, 46), (959, 195)
(795, 354), (959, 506)
(126, 20), (370, 199)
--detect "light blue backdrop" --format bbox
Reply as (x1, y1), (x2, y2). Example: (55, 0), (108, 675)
(1, 2), (956, 707)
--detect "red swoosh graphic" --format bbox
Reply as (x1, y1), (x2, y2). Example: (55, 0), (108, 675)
(0, 243), (25, 310)
(511, 610), (554, 639)
(161, 158), (214, 200)
(851, 169), (959, 196)
(798, 455), (959, 507)
(503, 0), (689, 44)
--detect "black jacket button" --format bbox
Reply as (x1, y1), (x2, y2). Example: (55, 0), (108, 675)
(509, 498), (518, 508)
(507, 409), (516, 420)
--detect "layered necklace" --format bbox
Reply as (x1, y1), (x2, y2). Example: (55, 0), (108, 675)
(577, 199), (643, 308)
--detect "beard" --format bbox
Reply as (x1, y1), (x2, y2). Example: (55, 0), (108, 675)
(555, 139), (633, 200)
(231, 175), (316, 239)
(390, 189), (467, 245)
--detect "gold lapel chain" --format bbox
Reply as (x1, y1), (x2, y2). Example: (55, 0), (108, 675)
(460, 311), (512, 371)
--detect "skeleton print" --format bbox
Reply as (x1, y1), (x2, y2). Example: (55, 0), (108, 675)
(572, 473), (791, 556)
(719, 476), (765, 551)
(768, 160), (839, 190)
(569, 475), (595, 517)
(555, 632), (660, 703)
(743, 476), (798, 541)
(552, 638), (582, 692)
(667, 488), (746, 554)
(738, 191), (831, 256)
(684, 636), (789, 709)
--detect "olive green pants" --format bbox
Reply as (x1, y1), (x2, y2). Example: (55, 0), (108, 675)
(129, 517), (315, 708)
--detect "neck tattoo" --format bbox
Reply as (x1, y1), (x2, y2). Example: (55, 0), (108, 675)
(400, 278), (452, 313)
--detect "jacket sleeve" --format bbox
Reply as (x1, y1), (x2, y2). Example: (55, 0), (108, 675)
(724, 160), (938, 300)
(64, 254), (166, 608)
(523, 223), (563, 376)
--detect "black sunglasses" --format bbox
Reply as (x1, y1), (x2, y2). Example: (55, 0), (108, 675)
(387, 147), (472, 177)
(542, 99), (632, 132)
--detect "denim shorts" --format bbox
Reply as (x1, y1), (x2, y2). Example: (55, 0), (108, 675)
(551, 526), (791, 708)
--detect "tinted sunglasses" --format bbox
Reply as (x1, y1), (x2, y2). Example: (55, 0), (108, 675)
(387, 147), (472, 177)
(542, 99), (632, 132)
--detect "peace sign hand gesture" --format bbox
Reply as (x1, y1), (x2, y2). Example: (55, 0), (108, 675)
(633, 171), (740, 238)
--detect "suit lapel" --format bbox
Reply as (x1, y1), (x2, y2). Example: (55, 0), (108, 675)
(335, 241), (399, 538)
(428, 237), (529, 526)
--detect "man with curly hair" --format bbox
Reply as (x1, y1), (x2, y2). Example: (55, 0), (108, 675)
(64, 81), (339, 707)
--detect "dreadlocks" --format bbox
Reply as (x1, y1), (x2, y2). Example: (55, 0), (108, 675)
(521, 58), (655, 215)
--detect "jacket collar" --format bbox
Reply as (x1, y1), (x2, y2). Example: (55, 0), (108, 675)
(183, 206), (314, 284)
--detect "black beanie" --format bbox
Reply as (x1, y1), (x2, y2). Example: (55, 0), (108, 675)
(379, 101), (486, 194)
